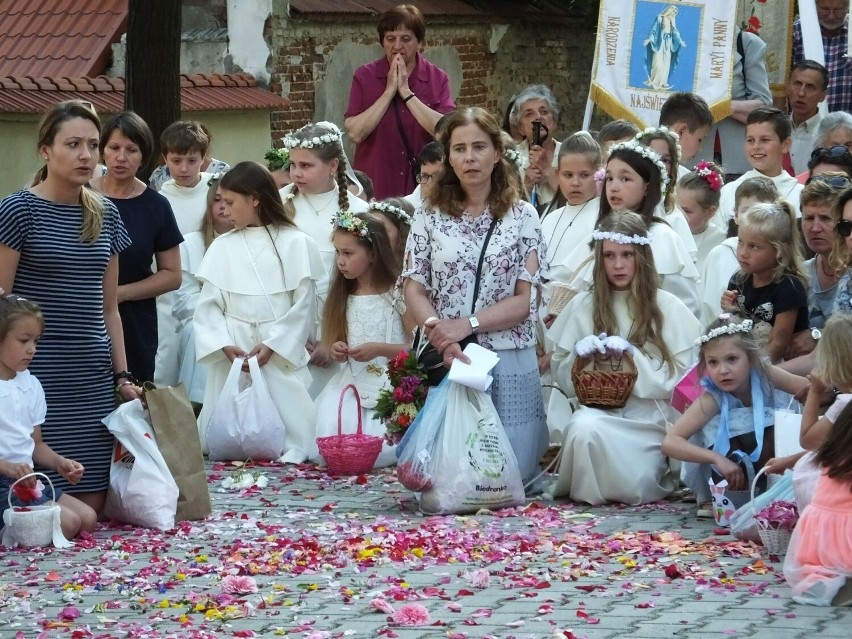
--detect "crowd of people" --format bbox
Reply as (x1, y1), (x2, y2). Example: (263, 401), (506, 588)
(0, 1), (851, 607)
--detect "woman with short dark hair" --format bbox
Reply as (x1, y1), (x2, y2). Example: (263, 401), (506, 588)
(90, 111), (183, 383)
(345, 4), (454, 200)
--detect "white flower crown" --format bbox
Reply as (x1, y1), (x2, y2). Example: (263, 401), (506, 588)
(504, 148), (529, 170)
(370, 201), (412, 225)
(608, 140), (670, 188)
(635, 125), (682, 164)
(591, 229), (653, 245)
(332, 209), (371, 242)
(282, 121), (343, 150)
(695, 317), (754, 345)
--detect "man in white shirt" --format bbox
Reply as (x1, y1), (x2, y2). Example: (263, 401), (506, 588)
(787, 60), (829, 174)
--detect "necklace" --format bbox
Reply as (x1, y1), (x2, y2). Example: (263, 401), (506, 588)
(303, 190), (337, 215)
(819, 254), (836, 279)
(547, 200), (591, 259)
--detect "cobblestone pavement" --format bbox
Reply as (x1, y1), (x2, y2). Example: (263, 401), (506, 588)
(0, 462), (850, 638)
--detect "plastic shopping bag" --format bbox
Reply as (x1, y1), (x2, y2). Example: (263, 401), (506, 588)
(206, 356), (286, 461)
(417, 381), (524, 515)
(102, 399), (179, 530)
(395, 377), (452, 491)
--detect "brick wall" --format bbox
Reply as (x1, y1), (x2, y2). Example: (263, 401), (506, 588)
(266, 12), (596, 144)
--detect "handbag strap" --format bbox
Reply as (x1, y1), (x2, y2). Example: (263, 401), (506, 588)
(391, 98), (416, 170)
(471, 216), (499, 313)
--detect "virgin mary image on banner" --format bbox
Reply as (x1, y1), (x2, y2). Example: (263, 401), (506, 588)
(643, 4), (685, 90)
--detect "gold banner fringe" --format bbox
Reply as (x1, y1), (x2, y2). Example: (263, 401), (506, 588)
(591, 83), (732, 127)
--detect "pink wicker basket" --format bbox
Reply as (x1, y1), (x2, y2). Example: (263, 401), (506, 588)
(316, 384), (383, 475)
(751, 466), (794, 556)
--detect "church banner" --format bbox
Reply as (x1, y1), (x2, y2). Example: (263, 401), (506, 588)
(589, 0), (739, 128)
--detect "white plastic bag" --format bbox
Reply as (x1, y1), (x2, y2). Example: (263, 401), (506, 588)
(206, 356), (286, 461)
(102, 400), (179, 530)
(417, 381), (524, 515)
(395, 377), (452, 491)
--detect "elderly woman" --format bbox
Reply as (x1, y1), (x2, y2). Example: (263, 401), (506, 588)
(90, 111), (183, 384)
(345, 4), (455, 200)
(403, 106), (549, 486)
(510, 85), (562, 212)
(798, 112), (852, 183)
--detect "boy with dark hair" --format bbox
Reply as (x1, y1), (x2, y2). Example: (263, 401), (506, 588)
(598, 119), (640, 158)
(717, 106), (803, 228)
(659, 92), (714, 167)
(405, 140), (444, 208)
(154, 120), (217, 387)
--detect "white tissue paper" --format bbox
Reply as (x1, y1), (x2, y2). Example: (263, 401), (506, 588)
(448, 343), (500, 391)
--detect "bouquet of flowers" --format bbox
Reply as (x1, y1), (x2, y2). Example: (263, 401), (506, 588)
(375, 350), (429, 445)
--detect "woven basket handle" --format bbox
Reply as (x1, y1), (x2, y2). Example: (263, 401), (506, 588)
(337, 383), (364, 438)
(750, 465), (769, 519)
(7, 472), (56, 508)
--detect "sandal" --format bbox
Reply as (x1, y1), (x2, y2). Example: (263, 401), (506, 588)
(832, 580), (852, 607)
(696, 502), (714, 519)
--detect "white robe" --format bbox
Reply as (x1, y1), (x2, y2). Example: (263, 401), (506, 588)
(174, 231), (207, 403)
(194, 225), (326, 463)
(541, 198), (600, 286)
(154, 173), (215, 386)
(716, 169), (803, 228)
(700, 236), (739, 325)
(546, 289), (701, 505)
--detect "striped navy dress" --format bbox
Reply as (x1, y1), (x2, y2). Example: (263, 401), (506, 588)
(0, 190), (130, 493)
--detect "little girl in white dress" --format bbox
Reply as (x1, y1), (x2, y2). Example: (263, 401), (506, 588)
(311, 212), (406, 468)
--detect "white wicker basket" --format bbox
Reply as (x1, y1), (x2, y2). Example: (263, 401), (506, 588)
(751, 466), (793, 556)
(3, 472), (59, 547)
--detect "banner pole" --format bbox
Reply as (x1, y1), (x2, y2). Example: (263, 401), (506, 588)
(582, 94), (594, 131)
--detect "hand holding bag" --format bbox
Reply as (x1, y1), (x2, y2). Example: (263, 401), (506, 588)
(144, 382), (212, 521)
(206, 356), (287, 461)
(102, 399), (180, 530)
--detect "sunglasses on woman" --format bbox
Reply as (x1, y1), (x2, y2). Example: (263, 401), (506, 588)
(806, 174), (852, 188)
(811, 145), (852, 161)
(837, 219), (852, 238)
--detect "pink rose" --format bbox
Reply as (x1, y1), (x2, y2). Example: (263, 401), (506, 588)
(221, 575), (259, 595)
(463, 568), (491, 588)
(393, 387), (406, 402)
(370, 597), (395, 614)
(391, 603), (431, 626)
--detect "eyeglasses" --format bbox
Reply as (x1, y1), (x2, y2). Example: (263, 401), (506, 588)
(415, 172), (437, 184)
(817, 7), (847, 17)
(811, 145), (852, 160)
(836, 219), (852, 237)
(806, 174), (852, 188)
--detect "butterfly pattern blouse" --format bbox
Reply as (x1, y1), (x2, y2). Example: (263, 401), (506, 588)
(403, 200), (546, 351)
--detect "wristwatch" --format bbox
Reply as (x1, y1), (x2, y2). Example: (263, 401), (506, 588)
(811, 327), (822, 341)
(468, 315), (480, 334)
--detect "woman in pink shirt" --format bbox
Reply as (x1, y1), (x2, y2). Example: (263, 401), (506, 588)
(344, 4), (454, 200)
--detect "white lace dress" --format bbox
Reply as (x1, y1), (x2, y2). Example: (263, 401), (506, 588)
(312, 293), (405, 468)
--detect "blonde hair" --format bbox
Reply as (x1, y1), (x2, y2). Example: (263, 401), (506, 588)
(35, 100), (105, 243)
(590, 211), (675, 372)
(697, 313), (771, 392)
(816, 313), (852, 388)
(733, 200), (807, 286)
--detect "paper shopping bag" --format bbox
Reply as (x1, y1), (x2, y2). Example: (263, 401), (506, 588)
(144, 383), (212, 521)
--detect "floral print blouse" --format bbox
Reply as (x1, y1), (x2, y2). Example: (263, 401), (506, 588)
(403, 201), (546, 351)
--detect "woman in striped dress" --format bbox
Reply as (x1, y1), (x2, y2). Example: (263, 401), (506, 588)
(0, 101), (139, 514)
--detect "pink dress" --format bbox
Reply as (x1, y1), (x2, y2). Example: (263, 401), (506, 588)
(784, 471), (852, 605)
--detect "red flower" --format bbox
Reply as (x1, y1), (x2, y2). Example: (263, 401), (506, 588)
(746, 15), (761, 33)
(396, 414), (411, 427)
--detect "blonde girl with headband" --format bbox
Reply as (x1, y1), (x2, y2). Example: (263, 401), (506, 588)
(280, 121), (370, 395)
(721, 199), (809, 363)
(547, 211), (702, 505)
(662, 314), (807, 507)
(0, 294), (97, 540)
(634, 126), (698, 260)
(311, 212), (407, 468)
(173, 176), (234, 405)
(676, 161), (726, 272)
(194, 162), (325, 463)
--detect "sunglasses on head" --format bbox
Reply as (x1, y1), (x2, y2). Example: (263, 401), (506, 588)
(806, 174), (852, 188)
(837, 219), (852, 238)
(811, 145), (852, 160)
